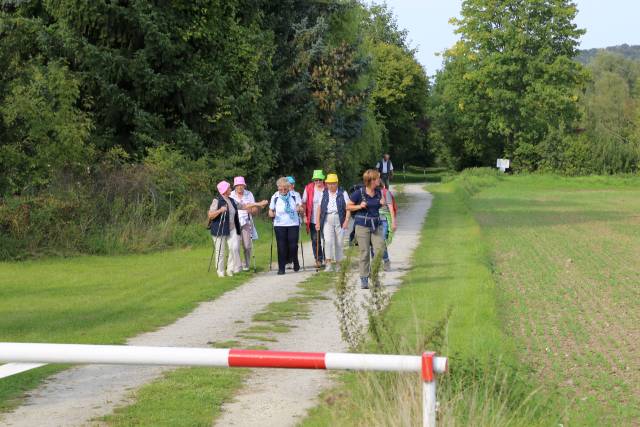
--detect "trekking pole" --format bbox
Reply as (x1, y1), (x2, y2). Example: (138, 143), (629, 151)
(299, 221), (305, 271)
(269, 219), (274, 272)
(215, 211), (227, 274)
(249, 215), (257, 273)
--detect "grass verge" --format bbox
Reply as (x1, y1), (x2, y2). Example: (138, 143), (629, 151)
(0, 218), (275, 412)
(301, 171), (554, 426)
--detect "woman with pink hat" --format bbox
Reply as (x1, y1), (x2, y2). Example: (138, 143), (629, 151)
(208, 180), (267, 278)
(230, 176), (260, 271)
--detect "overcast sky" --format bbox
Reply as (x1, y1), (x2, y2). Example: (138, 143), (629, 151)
(381, 0), (640, 76)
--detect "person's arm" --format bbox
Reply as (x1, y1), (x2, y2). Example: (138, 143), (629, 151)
(342, 191), (351, 229)
(315, 206), (321, 231)
(347, 191), (366, 212)
(207, 199), (227, 220)
(389, 161), (394, 178)
(268, 195), (276, 218)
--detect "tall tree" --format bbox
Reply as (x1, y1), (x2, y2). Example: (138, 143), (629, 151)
(432, 0), (587, 170)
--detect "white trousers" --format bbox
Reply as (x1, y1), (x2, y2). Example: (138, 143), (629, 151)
(212, 232), (241, 275)
(323, 212), (345, 262)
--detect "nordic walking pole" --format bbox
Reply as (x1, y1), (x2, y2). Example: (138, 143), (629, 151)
(249, 215), (257, 273)
(215, 211), (227, 274)
(299, 220), (305, 271)
(269, 218), (274, 272)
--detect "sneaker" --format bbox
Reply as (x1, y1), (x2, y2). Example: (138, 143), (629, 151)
(286, 263), (293, 270)
(226, 271), (234, 277)
(383, 260), (391, 271)
(217, 272), (225, 278)
(324, 264), (333, 272)
(277, 270), (285, 275)
(242, 266), (250, 272)
(293, 262), (300, 272)
(360, 277), (369, 289)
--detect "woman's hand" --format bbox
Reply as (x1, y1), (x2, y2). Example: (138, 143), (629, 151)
(268, 209), (275, 218)
(315, 223), (320, 231)
(219, 206), (228, 213)
(258, 200), (268, 208)
(342, 220), (349, 230)
(392, 219), (397, 231)
(359, 201), (367, 210)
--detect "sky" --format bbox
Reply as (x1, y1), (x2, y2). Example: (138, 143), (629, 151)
(382, 0), (640, 76)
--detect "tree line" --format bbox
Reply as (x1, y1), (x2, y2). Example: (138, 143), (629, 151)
(0, 0), (429, 258)
(430, 0), (640, 174)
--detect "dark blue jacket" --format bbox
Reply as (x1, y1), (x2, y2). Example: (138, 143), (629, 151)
(209, 196), (241, 236)
(319, 188), (347, 229)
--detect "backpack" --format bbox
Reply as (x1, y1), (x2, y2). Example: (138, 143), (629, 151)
(382, 187), (398, 215)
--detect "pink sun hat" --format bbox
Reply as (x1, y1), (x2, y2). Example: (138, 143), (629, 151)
(217, 180), (231, 194)
(233, 176), (246, 187)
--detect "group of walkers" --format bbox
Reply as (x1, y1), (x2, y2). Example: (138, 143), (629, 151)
(207, 155), (396, 289)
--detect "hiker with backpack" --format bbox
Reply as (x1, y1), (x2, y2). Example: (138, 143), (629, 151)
(302, 170), (326, 268)
(315, 173), (351, 272)
(208, 180), (268, 278)
(347, 169), (387, 289)
(268, 177), (303, 275)
(285, 175), (303, 270)
(371, 182), (397, 271)
(376, 153), (394, 189)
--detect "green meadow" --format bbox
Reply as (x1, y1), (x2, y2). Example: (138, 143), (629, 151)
(303, 171), (640, 426)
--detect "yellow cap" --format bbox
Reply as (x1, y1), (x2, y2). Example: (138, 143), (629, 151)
(325, 173), (339, 183)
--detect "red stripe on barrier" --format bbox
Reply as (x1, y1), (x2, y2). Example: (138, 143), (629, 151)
(421, 352), (435, 382)
(228, 349), (326, 369)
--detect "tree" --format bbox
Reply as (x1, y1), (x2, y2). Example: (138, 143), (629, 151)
(433, 0), (587, 170)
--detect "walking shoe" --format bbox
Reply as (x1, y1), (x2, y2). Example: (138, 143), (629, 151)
(383, 260), (391, 271)
(324, 264), (333, 272)
(217, 272), (225, 278)
(277, 269), (285, 275)
(242, 266), (250, 272)
(226, 271), (234, 277)
(293, 262), (300, 272)
(286, 263), (293, 270)
(360, 277), (369, 289)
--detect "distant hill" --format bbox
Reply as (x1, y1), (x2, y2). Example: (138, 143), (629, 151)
(576, 44), (640, 64)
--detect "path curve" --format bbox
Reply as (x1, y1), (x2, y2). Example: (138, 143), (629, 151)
(215, 183), (432, 426)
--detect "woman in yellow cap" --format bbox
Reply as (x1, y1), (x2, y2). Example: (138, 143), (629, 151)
(315, 173), (351, 271)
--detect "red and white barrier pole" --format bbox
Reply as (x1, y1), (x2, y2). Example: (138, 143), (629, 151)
(0, 343), (447, 426)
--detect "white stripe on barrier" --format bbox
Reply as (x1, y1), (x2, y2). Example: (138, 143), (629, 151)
(0, 363), (46, 379)
(326, 352), (421, 372)
(0, 343), (230, 367)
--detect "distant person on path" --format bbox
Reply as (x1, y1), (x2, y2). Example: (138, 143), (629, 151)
(230, 176), (258, 272)
(208, 180), (267, 278)
(347, 169), (386, 289)
(371, 182), (397, 271)
(315, 173), (351, 272)
(269, 177), (303, 275)
(376, 153), (393, 189)
(303, 170), (326, 268)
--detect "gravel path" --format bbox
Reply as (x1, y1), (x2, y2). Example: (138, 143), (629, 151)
(0, 184), (432, 427)
(214, 183), (432, 426)
(0, 242), (318, 426)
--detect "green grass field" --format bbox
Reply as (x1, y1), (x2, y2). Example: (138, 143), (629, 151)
(303, 171), (639, 426)
(0, 218), (277, 412)
(470, 174), (640, 425)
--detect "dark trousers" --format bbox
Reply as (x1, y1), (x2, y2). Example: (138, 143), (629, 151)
(310, 226), (324, 263)
(381, 173), (390, 189)
(275, 226), (299, 272)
